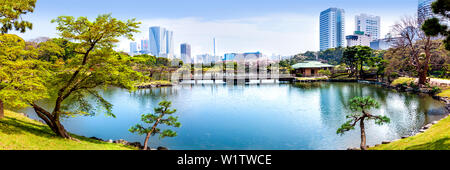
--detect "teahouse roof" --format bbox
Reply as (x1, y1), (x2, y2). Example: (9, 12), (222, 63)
(292, 61), (334, 69)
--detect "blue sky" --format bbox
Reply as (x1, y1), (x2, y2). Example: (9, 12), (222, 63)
(17, 0), (419, 56)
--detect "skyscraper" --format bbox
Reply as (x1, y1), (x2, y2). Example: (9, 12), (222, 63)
(166, 30), (174, 58)
(418, 0), (437, 25)
(355, 14), (380, 41)
(129, 42), (137, 56)
(140, 39), (150, 52)
(149, 26), (174, 58)
(320, 8), (345, 51)
(180, 43), (191, 63)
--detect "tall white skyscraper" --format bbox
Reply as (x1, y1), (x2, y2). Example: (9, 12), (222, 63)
(355, 14), (381, 41)
(149, 26), (174, 58)
(418, 0), (436, 25)
(320, 8), (345, 51)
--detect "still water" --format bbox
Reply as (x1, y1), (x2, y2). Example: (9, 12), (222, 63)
(19, 82), (447, 150)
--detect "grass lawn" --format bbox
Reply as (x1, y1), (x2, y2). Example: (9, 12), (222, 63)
(438, 88), (450, 98)
(370, 115), (450, 150)
(0, 110), (136, 150)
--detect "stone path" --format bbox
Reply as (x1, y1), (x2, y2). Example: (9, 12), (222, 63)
(429, 78), (450, 87)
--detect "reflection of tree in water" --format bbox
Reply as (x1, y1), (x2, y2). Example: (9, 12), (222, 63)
(130, 87), (178, 109)
(319, 83), (444, 137)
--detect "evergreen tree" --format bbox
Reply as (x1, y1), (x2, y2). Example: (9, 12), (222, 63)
(129, 101), (181, 150)
(337, 96), (390, 150)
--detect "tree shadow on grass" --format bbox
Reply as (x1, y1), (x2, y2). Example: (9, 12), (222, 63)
(0, 117), (54, 137)
(1, 116), (132, 148)
(405, 138), (450, 150)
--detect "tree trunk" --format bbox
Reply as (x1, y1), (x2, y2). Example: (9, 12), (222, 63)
(0, 99), (4, 119)
(360, 119), (367, 150)
(52, 120), (71, 139)
(32, 105), (72, 139)
(143, 133), (151, 150)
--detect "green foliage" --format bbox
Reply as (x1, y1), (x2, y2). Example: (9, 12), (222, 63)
(431, 86), (442, 95)
(0, 0), (36, 33)
(0, 34), (50, 110)
(40, 14), (142, 117)
(391, 77), (416, 87)
(337, 96), (390, 135)
(318, 70), (332, 76)
(156, 57), (170, 67)
(422, 0), (450, 50)
(129, 100), (181, 139)
(319, 47), (344, 64)
(348, 96), (380, 112)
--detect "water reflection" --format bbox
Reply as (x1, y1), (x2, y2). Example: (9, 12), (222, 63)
(15, 82), (447, 150)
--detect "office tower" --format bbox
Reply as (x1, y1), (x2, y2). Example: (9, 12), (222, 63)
(320, 8), (345, 51)
(355, 14), (381, 41)
(213, 38), (216, 57)
(418, 0), (436, 25)
(346, 31), (371, 47)
(140, 39), (150, 52)
(166, 30), (174, 58)
(129, 42), (137, 56)
(180, 43), (191, 63)
(149, 26), (174, 58)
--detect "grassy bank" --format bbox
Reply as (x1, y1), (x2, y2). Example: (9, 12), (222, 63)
(371, 115), (450, 150)
(135, 80), (172, 87)
(0, 110), (136, 150)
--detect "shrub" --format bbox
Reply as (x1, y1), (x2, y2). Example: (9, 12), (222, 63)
(318, 70), (332, 76)
(431, 86), (442, 95)
(391, 77), (416, 87)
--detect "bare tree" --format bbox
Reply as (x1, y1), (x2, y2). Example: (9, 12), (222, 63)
(392, 16), (442, 85)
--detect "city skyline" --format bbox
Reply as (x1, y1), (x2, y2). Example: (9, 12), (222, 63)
(14, 0), (420, 56)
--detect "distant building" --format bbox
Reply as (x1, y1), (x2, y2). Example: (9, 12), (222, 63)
(320, 8), (345, 51)
(223, 53), (237, 62)
(355, 14), (380, 41)
(129, 42), (138, 56)
(370, 34), (399, 50)
(222, 52), (263, 62)
(149, 26), (174, 58)
(195, 54), (215, 65)
(180, 43), (191, 64)
(140, 39), (150, 52)
(346, 31), (371, 47)
(292, 61), (334, 77)
(418, 0), (437, 25)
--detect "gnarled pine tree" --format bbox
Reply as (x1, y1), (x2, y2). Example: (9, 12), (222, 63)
(129, 101), (181, 150)
(337, 96), (390, 150)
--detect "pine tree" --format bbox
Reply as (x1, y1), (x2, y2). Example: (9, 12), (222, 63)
(129, 101), (181, 150)
(337, 96), (390, 150)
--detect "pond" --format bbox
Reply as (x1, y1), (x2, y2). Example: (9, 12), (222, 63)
(18, 82), (448, 150)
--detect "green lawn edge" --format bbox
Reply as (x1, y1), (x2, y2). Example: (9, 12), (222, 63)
(0, 110), (137, 150)
(370, 115), (450, 150)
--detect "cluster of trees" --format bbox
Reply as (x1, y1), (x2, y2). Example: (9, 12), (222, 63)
(343, 46), (385, 80)
(0, 0), (152, 139)
(281, 0), (449, 85)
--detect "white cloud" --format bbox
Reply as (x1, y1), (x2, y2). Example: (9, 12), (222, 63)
(118, 13), (319, 57)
